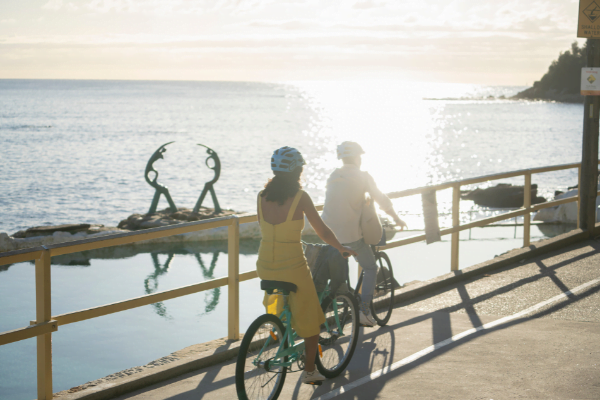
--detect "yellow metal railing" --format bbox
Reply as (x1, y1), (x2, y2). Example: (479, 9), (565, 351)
(0, 161), (595, 399)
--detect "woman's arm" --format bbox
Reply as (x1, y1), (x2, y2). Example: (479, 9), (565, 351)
(301, 192), (357, 257)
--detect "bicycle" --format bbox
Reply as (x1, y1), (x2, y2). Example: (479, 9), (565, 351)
(350, 231), (396, 326)
(235, 278), (360, 400)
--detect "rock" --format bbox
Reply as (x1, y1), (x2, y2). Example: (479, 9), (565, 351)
(24, 224), (91, 237)
(117, 207), (239, 231)
(0, 233), (16, 252)
(533, 184), (600, 224)
(12, 230), (26, 239)
(461, 183), (546, 208)
(139, 220), (177, 229)
(512, 86), (584, 103)
(15, 223), (107, 238)
(52, 231), (73, 243)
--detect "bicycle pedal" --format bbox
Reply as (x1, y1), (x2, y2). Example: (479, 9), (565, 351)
(306, 381), (323, 386)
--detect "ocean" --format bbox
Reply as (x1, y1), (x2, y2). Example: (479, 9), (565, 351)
(0, 80), (585, 399)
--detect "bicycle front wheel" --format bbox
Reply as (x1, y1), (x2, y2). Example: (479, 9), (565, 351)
(235, 314), (287, 400)
(315, 293), (360, 378)
(370, 251), (395, 326)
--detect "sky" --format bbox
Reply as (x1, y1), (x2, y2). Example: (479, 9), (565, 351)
(0, 0), (584, 85)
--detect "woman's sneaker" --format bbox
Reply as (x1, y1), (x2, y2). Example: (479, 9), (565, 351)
(301, 369), (326, 385)
(359, 301), (376, 327)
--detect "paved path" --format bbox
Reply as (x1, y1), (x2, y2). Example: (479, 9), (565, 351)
(113, 239), (600, 399)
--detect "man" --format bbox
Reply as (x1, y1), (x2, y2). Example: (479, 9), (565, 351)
(321, 141), (407, 326)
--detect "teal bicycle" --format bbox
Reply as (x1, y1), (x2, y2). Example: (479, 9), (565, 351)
(235, 279), (360, 400)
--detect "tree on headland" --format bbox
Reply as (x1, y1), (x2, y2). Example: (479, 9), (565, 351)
(513, 42), (586, 103)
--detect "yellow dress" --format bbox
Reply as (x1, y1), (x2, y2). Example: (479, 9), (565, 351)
(256, 190), (326, 338)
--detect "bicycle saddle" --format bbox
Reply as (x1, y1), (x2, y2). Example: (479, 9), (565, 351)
(260, 280), (298, 295)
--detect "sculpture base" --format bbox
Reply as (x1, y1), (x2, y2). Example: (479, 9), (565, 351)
(117, 207), (238, 230)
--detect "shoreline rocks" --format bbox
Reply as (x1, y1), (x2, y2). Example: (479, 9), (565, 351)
(511, 86), (583, 103)
(12, 224), (120, 239)
(461, 183), (546, 208)
(0, 206), (249, 254)
(533, 184), (600, 224)
(117, 207), (237, 231)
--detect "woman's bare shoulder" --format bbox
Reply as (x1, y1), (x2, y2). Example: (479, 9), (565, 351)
(297, 190), (316, 212)
(300, 189), (313, 203)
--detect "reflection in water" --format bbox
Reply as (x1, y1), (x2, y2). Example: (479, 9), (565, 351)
(145, 253), (175, 318)
(194, 253), (220, 315)
(143, 250), (223, 319)
(46, 239), (260, 266)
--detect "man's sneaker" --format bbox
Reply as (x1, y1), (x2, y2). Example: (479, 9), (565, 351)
(359, 301), (376, 327)
(301, 369), (326, 385)
(359, 310), (377, 327)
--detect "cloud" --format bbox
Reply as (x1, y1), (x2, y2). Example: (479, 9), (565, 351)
(42, 0), (64, 11)
(0, 0), (582, 84)
(243, 19), (321, 30)
(353, 0), (382, 9)
(80, 0), (286, 15)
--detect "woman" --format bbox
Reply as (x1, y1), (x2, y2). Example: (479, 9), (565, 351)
(257, 146), (357, 385)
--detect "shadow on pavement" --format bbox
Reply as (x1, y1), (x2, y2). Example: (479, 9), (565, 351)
(117, 240), (600, 400)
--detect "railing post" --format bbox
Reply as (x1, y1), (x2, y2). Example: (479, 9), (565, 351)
(36, 248), (53, 400)
(451, 185), (460, 271)
(227, 216), (240, 340)
(577, 165), (582, 229)
(523, 172), (532, 247)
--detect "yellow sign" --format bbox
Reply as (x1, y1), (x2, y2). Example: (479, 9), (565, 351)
(578, 0), (600, 38)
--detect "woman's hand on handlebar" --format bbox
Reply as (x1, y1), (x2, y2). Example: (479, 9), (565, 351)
(339, 246), (357, 259)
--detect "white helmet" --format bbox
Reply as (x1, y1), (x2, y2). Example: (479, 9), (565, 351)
(271, 146), (306, 172)
(336, 141), (365, 160)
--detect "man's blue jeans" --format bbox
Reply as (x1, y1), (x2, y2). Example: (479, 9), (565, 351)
(344, 238), (376, 305)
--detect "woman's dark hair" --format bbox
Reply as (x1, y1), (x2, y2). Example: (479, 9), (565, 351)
(261, 167), (303, 205)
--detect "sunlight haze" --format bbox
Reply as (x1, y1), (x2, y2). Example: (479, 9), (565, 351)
(0, 0), (584, 84)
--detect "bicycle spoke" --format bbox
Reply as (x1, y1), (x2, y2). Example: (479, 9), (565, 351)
(261, 371), (279, 388)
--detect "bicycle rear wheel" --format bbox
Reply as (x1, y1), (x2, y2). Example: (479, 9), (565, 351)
(315, 293), (360, 378)
(370, 251), (395, 326)
(235, 314), (287, 400)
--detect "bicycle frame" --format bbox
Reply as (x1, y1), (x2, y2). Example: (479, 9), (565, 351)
(251, 283), (345, 370)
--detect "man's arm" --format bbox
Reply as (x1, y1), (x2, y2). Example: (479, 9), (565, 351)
(365, 173), (407, 230)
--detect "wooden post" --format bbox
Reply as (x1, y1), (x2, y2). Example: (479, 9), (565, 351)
(578, 165), (582, 229)
(227, 217), (240, 340)
(36, 249), (53, 400)
(451, 185), (460, 271)
(523, 172), (532, 247)
(579, 38), (600, 232)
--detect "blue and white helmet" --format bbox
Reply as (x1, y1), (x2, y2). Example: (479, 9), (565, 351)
(337, 141), (365, 160)
(271, 146), (306, 172)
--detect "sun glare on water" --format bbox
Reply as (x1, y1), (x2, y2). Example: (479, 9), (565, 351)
(287, 81), (499, 226)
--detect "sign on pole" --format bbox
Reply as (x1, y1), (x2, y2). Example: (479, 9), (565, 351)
(582, 68), (600, 95)
(578, 0), (600, 38)
(421, 191), (441, 244)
